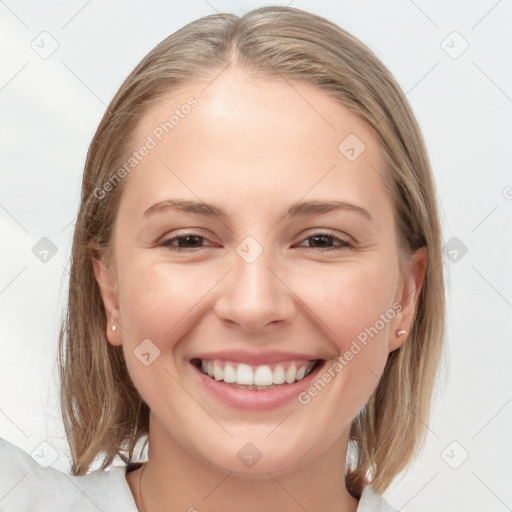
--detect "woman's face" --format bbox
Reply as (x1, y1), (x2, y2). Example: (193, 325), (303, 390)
(93, 67), (425, 475)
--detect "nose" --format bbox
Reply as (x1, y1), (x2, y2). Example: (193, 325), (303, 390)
(213, 244), (296, 334)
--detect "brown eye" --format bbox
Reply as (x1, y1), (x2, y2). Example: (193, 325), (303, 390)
(297, 233), (353, 251)
(160, 234), (209, 250)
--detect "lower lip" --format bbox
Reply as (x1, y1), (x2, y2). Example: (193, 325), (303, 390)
(190, 360), (325, 411)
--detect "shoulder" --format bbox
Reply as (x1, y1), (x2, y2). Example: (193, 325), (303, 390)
(0, 437), (138, 512)
(357, 485), (400, 511)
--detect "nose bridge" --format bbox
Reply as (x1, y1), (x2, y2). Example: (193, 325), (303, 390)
(233, 236), (283, 308)
(235, 243), (277, 298)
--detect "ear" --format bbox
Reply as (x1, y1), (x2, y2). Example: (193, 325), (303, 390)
(388, 246), (427, 352)
(88, 241), (122, 347)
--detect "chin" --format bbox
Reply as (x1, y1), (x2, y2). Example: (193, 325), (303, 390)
(195, 436), (316, 477)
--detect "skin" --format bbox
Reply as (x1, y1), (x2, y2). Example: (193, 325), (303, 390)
(91, 66), (426, 512)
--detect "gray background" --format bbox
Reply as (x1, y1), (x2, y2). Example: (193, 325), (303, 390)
(1, 1), (511, 510)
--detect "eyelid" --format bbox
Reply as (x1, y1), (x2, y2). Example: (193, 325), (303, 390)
(295, 230), (354, 250)
(159, 229), (214, 249)
(299, 228), (353, 243)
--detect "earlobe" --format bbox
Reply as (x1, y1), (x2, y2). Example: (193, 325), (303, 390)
(389, 324), (408, 353)
(88, 242), (123, 347)
(388, 247), (427, 353)
(108, 316), (123, 347)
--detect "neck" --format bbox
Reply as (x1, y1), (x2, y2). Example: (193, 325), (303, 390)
(127, 415), (359, 512)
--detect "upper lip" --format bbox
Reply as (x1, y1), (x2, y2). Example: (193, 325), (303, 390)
(190, 350), (322, 366)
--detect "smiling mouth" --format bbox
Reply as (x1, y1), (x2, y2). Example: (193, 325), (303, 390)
(190, 358), (323, 390)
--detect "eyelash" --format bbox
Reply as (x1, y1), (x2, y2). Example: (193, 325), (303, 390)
(159, 232), (354, 252)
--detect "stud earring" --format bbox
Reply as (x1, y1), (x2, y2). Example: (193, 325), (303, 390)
(396, 329), (406, 336)
(112, 324), (116, 332)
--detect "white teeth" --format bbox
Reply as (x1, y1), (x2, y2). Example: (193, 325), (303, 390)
(213, 361), (223, 381)
(274, 365), (285, 384)
(223, 363), (237, 383)
(254, 365), (273, 386)
(285, 364), (297, 384)
(236, 363), (254, 385)
(199, 359), (316, 387)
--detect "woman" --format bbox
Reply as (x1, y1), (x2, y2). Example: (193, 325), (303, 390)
(0, 6), (445, 511)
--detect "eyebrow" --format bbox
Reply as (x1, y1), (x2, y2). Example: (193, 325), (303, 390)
(143, 198), (372, 221)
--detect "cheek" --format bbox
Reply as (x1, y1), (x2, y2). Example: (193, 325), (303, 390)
(294, 264), (398, 416)
(115, 259), (216, 405)
(307, 261), (398, 343)
(117, 256), (220, 344)
(297, 262), (399, 409)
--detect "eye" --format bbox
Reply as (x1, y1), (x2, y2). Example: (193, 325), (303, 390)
(296, 232), (354, 251)
(159, 233), (211, 251)
(159, 231), (354, 252)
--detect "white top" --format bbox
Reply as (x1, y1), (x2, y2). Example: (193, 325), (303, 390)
(0, 438), (398, 511)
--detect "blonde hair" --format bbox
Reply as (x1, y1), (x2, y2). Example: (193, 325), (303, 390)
(58, 5), (445, 497)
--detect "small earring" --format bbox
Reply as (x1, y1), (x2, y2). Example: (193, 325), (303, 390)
(112, 324), (117, 332)
(396, 329), (406, 336)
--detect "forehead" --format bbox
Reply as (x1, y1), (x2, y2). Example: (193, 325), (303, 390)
(119, 67), (391, 224)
